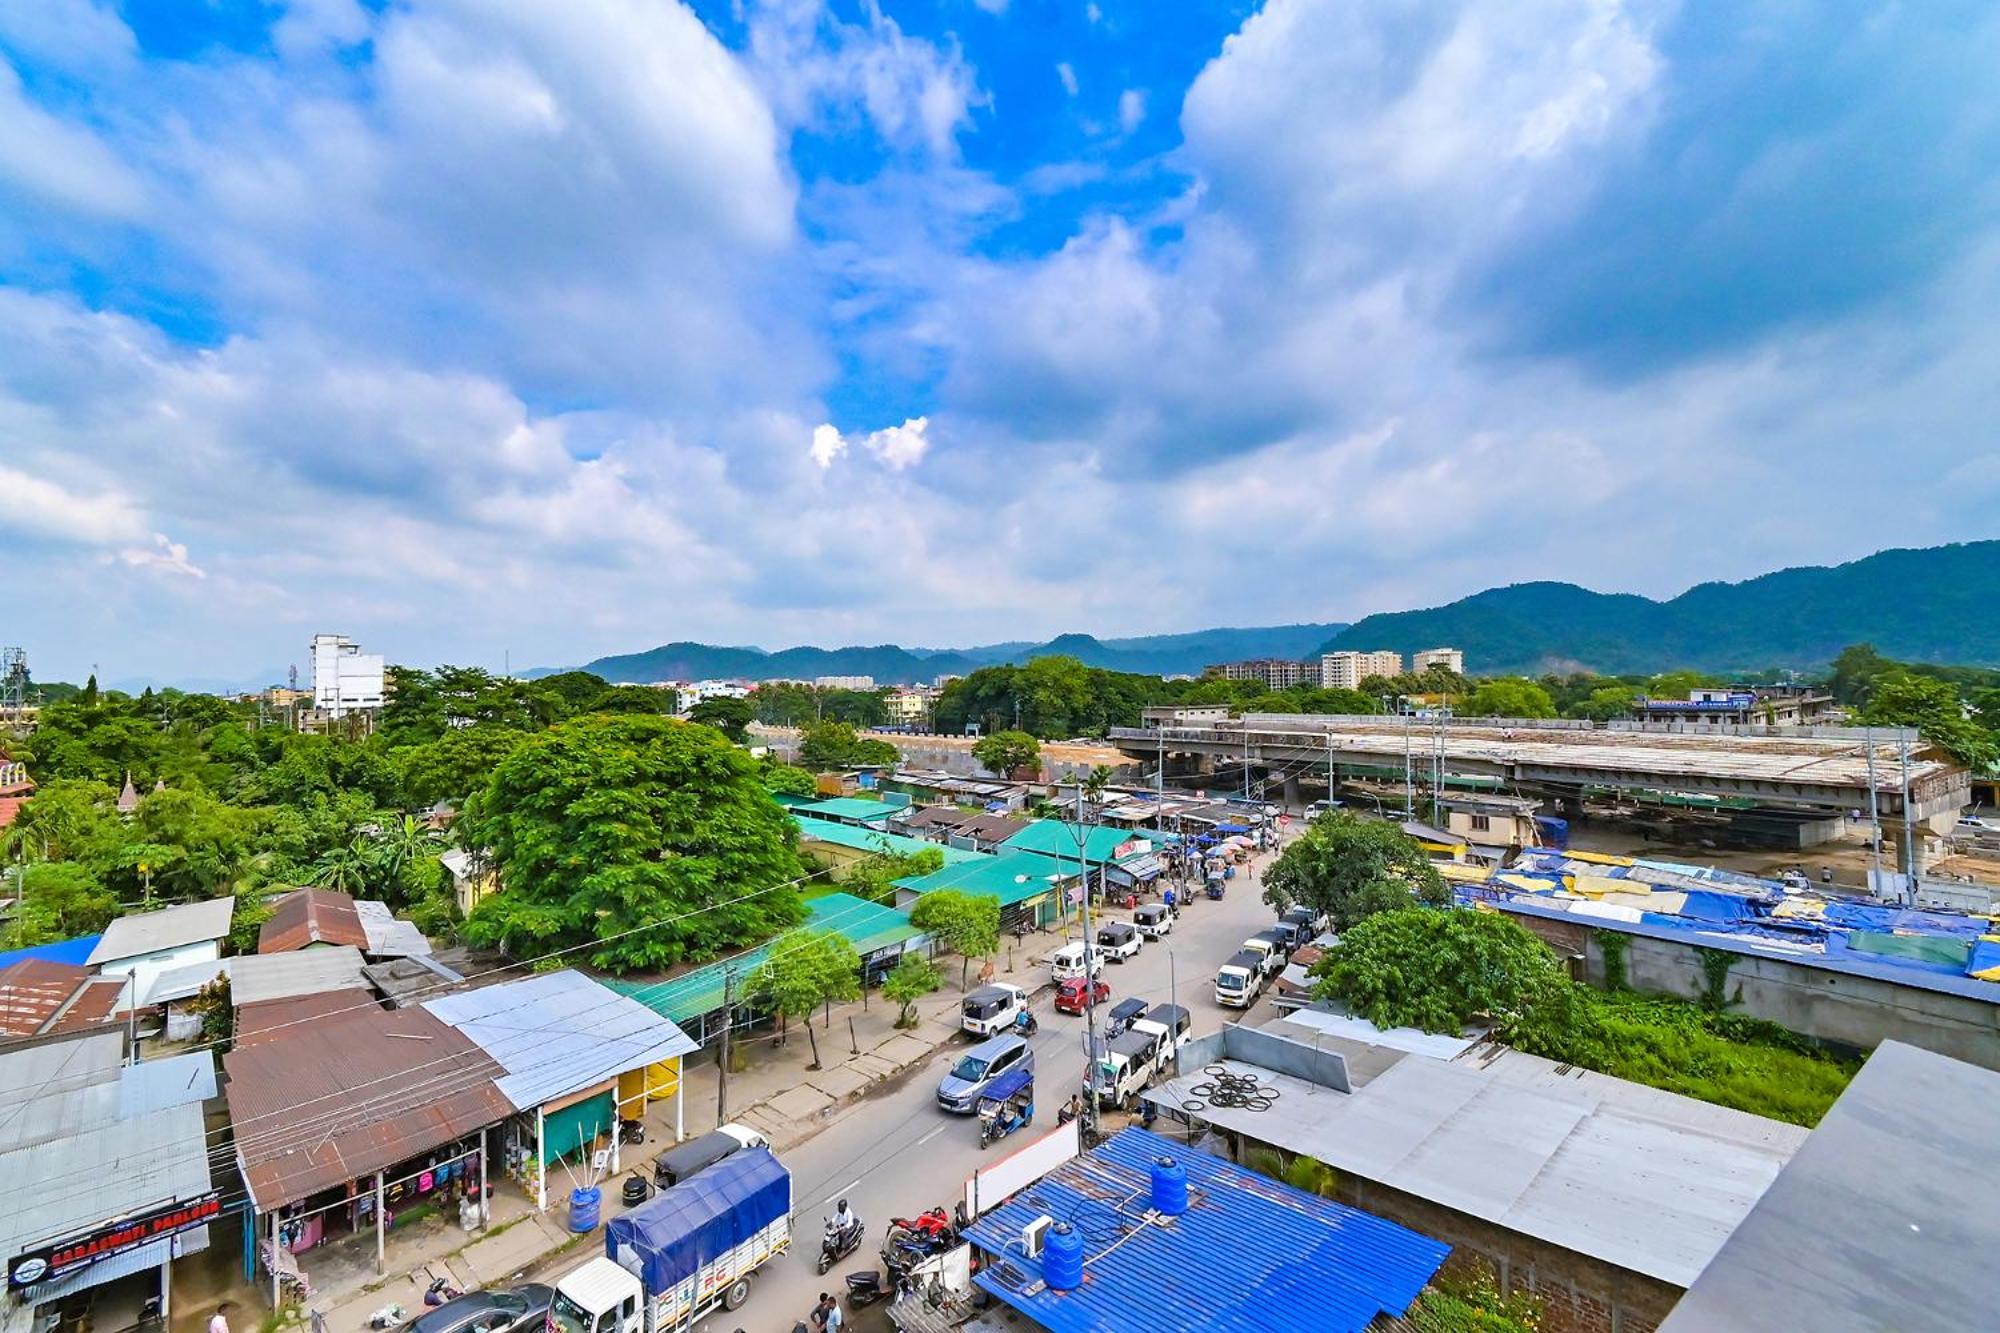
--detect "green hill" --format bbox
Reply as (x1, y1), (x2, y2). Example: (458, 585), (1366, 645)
(1318, 541), (2000, 674)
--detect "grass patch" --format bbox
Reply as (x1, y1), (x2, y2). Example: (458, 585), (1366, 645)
(1514, 989), (1859, 1126)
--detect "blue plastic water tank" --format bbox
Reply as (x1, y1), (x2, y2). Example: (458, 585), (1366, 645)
(1042, 1222), (1083, 1290)
(1150, 1157), (1188, 1216)
(568, 1186), (602, 1233)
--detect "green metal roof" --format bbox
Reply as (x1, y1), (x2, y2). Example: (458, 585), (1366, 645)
(792, 815), (983, 864)
(794, 796), (906, 824)
(598, 892), (922, 1024)
(770, 791), (818, 808)
(894, 850), (1079, 908)
(1000, 820), (1145, 865)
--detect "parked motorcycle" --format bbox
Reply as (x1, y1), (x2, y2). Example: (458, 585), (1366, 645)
(844, 1271), (893, 1309)
(886, 1206), (952, 1243)
(818, 1213), (865, 1275)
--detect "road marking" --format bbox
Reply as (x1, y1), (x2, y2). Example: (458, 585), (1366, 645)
(822, 1177), (863, 1206)
(914, 1124), (948, 1148)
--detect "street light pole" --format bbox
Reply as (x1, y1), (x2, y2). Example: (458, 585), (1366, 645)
(1073, 781), (1102, 1133)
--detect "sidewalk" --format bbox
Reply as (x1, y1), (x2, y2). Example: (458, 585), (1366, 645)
(302, 956), (1051, 1332)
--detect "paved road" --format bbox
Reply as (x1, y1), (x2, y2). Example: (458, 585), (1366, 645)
(747, 852), (1292, 1331)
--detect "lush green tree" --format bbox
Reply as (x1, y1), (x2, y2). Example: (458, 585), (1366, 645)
(749, 928), (862, 1052)
(1642, 669), (1722, 700)
(461, 714), (806, 970)
(379, 665), (563, 745)
(1570, 684), (1639, 722)
(533, 670), (613, 711)
(818, 689), (891, 728)
(2, 778), (122, 862)
(394, 726), (530, 810)
(2, 862), (120, 947)
(971, 730), (1040, 777)
(882, 952), (941, 1028)
(1826, 644), (1892, 706)
(1314, 908), (1575, 1036)
(797, 720), (896, 769)
(242, 733), (401, 809)
(760, 762), (817, 797)
(126, 787), (265, 902)
(1263, 811), (1447, 930)
(1859, 674), (1995, 768)
(311, 837), (374, 894)
(839, 847), (944, 905)
(750, 681), (822, 728)
(688, 695), (756, 744)
(909, 889), (1001, 988)
(850, 737), (900, 766)
(589, 684), (679, 715)
(1460, 678), (1558, 719)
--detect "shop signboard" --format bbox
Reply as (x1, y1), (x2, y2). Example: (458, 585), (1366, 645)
(8, 1192), (222, 1290)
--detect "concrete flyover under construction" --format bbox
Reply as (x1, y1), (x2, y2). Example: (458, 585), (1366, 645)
(1110, 713), (1970, 825)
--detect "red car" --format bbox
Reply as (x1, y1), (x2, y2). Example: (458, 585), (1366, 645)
(1053, 976), (1111, 1015)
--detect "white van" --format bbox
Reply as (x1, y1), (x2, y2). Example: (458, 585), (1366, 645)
(1215, 950), (1264, 1009)
(1050, 941), (1104, 982)
(960, 983), (1028, 1037)
(1133, 903), (1176, 939)
(1095, 921), (1142, 962)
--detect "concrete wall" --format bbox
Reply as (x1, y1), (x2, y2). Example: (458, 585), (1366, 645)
(1508, 912), (2000, 1071)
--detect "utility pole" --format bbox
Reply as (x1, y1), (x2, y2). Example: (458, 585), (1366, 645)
(1865, 728), (1882, 893)
(1403, 710), (1414, 820)
(1073, 781), (1102, 1132)
(1156, 731), (1164, 794)
(1432, 710), (1446, 824)
(1326, 731), (1334, 809)
(1899, 732), (1917, 901)
(716, 970), (734, 1124)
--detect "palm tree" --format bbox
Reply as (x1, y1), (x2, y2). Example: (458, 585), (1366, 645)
(311, 838), (370, 895)
(371, 814), (437, 883)
(1082, 764), (1113, 803)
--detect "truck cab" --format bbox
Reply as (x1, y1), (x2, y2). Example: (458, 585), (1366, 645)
(1215, 950), (1264, 1008)
(1129, 1003), (1192, 1060)
(1240, 932), (1287, 980)
(1050, 940), (1103, 982)
(1089, 1027), (1165, 1110)
(960, 982), (1028, 1037)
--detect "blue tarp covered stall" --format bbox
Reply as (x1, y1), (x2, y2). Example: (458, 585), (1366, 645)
(605, 1147), (790, 1293)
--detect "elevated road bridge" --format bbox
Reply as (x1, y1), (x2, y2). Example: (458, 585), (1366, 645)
(1110, 714), (1969, 823)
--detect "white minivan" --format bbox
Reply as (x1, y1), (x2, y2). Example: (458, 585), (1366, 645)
(1096, 921), (1142, 962)
(1050, 940), (1104, 982)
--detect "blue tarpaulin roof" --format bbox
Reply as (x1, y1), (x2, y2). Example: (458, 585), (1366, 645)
(0, 934), (102, 970)
(964, 1127), (1448, 1333)
(605, 1146), (790, 1292)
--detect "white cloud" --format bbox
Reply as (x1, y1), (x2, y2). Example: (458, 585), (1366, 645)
(0, 463), (148, 545)
(974, 0), (1010, 13)
(1117, 87), (1146, 134)
(808, 416), (932, 472)
(117, 535), (206, 579)
(810, 422), (847, 469)
(0, 59), (144, 217)
(1057, 62), (1078, 97)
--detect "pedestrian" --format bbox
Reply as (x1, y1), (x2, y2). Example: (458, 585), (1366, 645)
(210, 1304), (234, 1333)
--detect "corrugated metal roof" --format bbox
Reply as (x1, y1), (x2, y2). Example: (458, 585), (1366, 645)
(794, 796), (904, 824)
(424, 970), (696, 1111)
(1000, 820), (1145, 865)
(26, 1228), (210, 1305)
(0, 959), (101, 1035)
(0, 1032), (128, 1153)
(964, 1127), (1448, 1333)
(353, 899), (434, 956)
(118, 1051), (216, 1115)
(87, 897), (235, 965)
(258, 888), (369, 953)
(1147, 1040), (1805, 1287)
(237, 988), (381, 1047)
(223, 1004), (512, 1211)
(142, 956), (231, 1006)
(793, 814), (984, 863)
(894, 850), (1079, 906)
(803, 892), (920, 958)
(230, 945), (368, 1006)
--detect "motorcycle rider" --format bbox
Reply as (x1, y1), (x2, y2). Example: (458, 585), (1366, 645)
(832, 1198), (859, 1239)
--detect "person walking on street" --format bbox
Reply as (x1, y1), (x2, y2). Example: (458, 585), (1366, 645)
(209, 1304), (234, 1333)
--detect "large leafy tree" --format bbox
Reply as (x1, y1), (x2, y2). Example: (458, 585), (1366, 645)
(909, 889), (1001, 989)
(1263, 811), (1447, 930)
(971, 730), (1040, 777)
(3, 863), (120, 948)
(749, 928), (862, 1056)
(461, 714), (806, 970)
(1859, 674), (1995, 768)
(688, 695), (755, 744)
(1461, 678), (1558, 719)
(394, 725), (530, 810)
(1314, 908), (1575, 1036)
(797, 720), (899, 769)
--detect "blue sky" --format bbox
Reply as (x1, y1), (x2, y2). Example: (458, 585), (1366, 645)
(1, 0), (1997, 684)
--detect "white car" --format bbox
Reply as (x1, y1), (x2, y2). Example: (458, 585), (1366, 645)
(1049, 940), (1104, 982)
(1133, 903), (1176, 939)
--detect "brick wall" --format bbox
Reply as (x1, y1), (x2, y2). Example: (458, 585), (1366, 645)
(1332, 1175), (1683, 1333)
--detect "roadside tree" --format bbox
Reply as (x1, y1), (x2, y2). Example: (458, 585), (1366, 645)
(1461, 678), (1558, 719)
(882, 952), (942, 1028)
(1262, 812), (1447, 930)
(1314, 908), (1576, 1036)
(461, 714), (806, 970)
(689, 695), (756, 744)
(749, 928), (862, 1066)
(909, 889), (1002, 989)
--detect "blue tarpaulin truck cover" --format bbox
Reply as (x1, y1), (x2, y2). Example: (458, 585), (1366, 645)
(605, 1146), (790, 1293)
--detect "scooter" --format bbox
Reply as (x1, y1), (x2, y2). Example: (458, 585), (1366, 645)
(818, 1213), (865, 1274)
(1012, 1009), (1039, 1038)
(844, 1270), (894, 1309)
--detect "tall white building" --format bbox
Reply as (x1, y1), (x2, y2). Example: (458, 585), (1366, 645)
(310, 634), (386, 717)
(814, 675), (876, 690)
(1320, 650), (1403, 690)
(1412, 647), (1465, 675)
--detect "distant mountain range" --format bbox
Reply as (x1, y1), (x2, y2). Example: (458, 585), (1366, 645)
(1319, 541), (2000, 675)
(545, 623), (1351, 685)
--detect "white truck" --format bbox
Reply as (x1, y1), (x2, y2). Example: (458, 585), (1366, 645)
(1088, 1026), (1166, 1110)
(1129, 1003), (1192, 1062)
(1215, 950), (1265, 1008)
(1049, 940), (1104, 982)
(555, 1146), (790, 1333)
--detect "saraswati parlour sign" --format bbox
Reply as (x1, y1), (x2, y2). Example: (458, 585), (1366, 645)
(8, 1193), (222, 1290)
